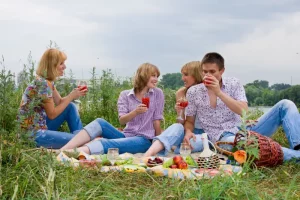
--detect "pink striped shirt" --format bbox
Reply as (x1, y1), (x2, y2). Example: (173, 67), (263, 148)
(118, 88), (164, 139)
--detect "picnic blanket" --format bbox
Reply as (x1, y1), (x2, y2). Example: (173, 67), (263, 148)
(56, 152), (243, 180)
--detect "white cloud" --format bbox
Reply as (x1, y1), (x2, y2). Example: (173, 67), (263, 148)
(0, 1), (100, 34)
(75, 1), (166, 17)
(218, 12), (300, 84)
(1, 0), (300, 85)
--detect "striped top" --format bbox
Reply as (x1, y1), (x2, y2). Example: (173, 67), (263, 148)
(118, 88), (164, 139)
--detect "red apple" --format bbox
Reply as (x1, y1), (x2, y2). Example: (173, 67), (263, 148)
(177, 161), (188, 169)
(173, 155), (183, 165)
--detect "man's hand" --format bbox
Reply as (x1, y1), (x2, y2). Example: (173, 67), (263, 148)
(204, 75), (221, 96)
(184, 131), (196, 148)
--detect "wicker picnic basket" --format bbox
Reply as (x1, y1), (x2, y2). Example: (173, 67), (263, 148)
(215, 130), (284, 167)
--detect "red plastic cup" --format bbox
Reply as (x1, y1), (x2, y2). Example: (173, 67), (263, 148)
(142, 97), (150, 108)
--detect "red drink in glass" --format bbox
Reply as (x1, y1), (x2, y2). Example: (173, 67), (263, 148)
(179, 101), (188, 108)
(142, 97), (150, 108)
(78, 85), (88, 91)
(204, 76), (213, 86)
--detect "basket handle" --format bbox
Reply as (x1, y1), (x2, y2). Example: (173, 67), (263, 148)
(215, 141), (234, 156)
(208, 140), (217, 154)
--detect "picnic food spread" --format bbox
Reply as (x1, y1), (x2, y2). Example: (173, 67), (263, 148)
(57, 151), (242, 179)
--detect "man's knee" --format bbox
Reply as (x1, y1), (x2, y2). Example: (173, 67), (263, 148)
(279, 99), (296, 110)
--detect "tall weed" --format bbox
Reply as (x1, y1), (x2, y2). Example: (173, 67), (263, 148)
(0, 56), (17, 132)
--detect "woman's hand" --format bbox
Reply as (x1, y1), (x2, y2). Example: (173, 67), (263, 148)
(69, 88), (88, 100)
(119, 104), (147, 125)
(175, 102), (184, 115)
(135, 104), (148, 115)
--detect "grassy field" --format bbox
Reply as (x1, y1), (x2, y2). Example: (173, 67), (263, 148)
(1, 130), (300, 199)
(1, 63), (300, 199)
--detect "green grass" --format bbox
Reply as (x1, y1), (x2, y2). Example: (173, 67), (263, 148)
(1, 130), (300, 199)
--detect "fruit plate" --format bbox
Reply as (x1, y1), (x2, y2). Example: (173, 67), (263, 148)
(143, 156), (166, 167)
(162, 155), (197, 170)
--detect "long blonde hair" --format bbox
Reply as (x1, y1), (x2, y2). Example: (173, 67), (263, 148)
(36, 48), (67, 81)
(181, 61), (203, 94)
(133, 63), (160, 93)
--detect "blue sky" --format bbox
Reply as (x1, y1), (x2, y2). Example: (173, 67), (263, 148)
(1, 0), (300, 85)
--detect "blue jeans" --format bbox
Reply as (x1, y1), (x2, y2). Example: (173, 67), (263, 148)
(248, 99), (300, 161)
(83, 118), (152, 154)
(154, 123), (205, 155)
(154, 123), (184, 155)
(34, 103), (83, 149)
(218, 100), (300, 162)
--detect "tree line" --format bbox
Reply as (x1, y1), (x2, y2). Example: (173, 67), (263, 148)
(160, 73), (300, 107)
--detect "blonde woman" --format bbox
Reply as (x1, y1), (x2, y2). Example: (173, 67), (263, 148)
(18, 48), (87, 148)
(144, 61), (203, 156)
(60, 63), (164, 154)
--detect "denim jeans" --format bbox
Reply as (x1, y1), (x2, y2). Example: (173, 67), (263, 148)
(216, 100), (300, 162)
(154, 123), (205, 155)
(154, 123), (184, 155)
(84, 118), (152, 154)
(34, 103), (83, 149)
(247, 99), (300, 161)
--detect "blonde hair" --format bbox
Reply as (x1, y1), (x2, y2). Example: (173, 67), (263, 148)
(36, 48), (67, 81)
(180, 61), (203, 94)
(133, 63), (160, 93)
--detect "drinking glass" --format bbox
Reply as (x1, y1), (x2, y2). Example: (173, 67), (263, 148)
(142, 93), (150, 108)
(77, 80), (88, 91)
(107, 148), (119, 166)
(179, 143), (191, 158)
(176, 97), (188, 121)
